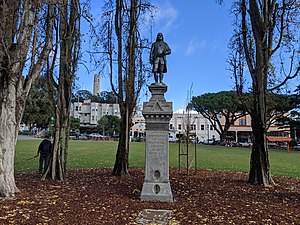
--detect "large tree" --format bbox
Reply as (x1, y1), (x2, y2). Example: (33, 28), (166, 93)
(97, 115), (121, 136)
(228, 0), (300, 185)
(22, 75), (54, 129)
(290, 85), (300, 116)
(43, 0), (80, 180)
(72, 89), (93, 102)
(191, 91), (246, 141)
(97, 0), (153, 176)
(0, 0), (54, 197)
(99, 91), (117, 104)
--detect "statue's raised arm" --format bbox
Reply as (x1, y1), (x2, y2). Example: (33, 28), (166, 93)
(150, 33), (171, 85)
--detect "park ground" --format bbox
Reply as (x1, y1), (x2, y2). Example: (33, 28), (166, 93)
(0, 167), (299, 224)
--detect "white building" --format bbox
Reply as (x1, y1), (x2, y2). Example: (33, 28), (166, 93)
(130, 107), (288, 143)
(131, 105), (146, 137)
(130, 107), (218, 141)
(70, 100), (120, 130)
(71, 101), (288, 142)
(170, 109), (219, 142)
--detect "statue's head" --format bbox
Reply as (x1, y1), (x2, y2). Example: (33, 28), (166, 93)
(156, 32), (164, 41)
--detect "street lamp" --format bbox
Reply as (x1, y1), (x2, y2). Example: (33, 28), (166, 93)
(207, 123), (210, 141)
(50, 117), (55, 138)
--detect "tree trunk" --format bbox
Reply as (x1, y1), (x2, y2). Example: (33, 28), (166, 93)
(0, 83), (21, 197)
(112, 110), (131, 176)
(220, 132), (227, 142)
(248, 113), (274, 185)
(43, 0), (79, 180)
(0, 1), (53, 197)
(221, 119), (231, 142)
(248, 71), (275, 186)
(43, 105), (69, 180)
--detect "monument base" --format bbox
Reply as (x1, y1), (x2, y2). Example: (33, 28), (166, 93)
(141, 182), (173, 202)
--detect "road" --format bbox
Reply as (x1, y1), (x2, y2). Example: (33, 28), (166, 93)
(17, 135), (41, 140)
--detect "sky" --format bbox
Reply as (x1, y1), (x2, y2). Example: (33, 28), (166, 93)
(77, 1), (235, 111)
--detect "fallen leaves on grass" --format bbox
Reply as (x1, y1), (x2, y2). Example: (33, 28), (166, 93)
(0, 168), (299, 224)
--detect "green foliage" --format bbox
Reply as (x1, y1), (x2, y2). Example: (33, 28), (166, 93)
(191, 91), (245, 140)
(70, 116), (80, 130)
(72, 89), (93, 102)
(289, 139), (298, 147)
(18, 131), (33, 135)
(97, 115), (120, 136)
(290, 85), (300, 117)
(72, 90), (117, 104)
(99, 91), (117, 103)
(22, 76), (54, 129)
(266, 93), (295, 118)
(192, 91), (243, 113)
(15, 140), (300, 178)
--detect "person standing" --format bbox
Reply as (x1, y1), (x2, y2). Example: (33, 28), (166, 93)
(37, 135), (52, 174)
(150, 32), (171, 85)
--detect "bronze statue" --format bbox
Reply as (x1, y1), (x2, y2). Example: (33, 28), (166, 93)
(150, 33), (171, 85)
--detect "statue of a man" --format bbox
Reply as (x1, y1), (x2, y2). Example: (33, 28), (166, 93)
(150, 33), (171, 85)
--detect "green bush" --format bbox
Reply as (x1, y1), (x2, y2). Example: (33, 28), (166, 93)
(289, 139), (298, 147)
(18, 131), (33, 135)
(79, 135), (88, 140)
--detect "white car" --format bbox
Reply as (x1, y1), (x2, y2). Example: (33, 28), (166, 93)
(238, 142), (252, 147)
(168, 136), (178, 142)
(203, 139), (214, 144)
(293, 144), (300, 150)
(89, 133), (103, 138)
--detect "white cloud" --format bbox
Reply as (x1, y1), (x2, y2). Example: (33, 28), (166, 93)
(185, 37), (208, 56)
(155, 1), (178, 32)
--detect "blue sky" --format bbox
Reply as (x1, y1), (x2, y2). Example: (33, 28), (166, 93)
(78, 1), (235, 111)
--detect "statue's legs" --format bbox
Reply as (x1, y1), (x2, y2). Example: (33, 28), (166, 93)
(159, 62), (165, 84)
(154, 73), (159, 83)
(159, 73), (164, 83)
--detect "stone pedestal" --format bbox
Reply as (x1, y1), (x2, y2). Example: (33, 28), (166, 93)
(140, 84), (173, 202)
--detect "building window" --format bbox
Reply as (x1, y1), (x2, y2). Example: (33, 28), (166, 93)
(75, 106), (78, 111)
(178, 124), (182, 130)
(210, 125), (213, 130)
(239, 116), (247, 126)
(191, 124), (196, 130)
(201, 124), (204, 130)
(79, 106), (81, 111)
(170, 124), (173, 130)
(92, 116), (95, 120)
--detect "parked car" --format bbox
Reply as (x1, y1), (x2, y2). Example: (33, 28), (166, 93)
(224, 141), (239, 147)
(202, 139), (214, 145)
(238, 142), (252, 147)
(278, 142), (288, 149)
(89, 133), (103, 138)
(168, 136), (178, 142)
(267, 142), (278, 149)
(293, 144), (300, 150)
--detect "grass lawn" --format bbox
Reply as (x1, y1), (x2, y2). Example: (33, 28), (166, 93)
(15, 140), (300, 178)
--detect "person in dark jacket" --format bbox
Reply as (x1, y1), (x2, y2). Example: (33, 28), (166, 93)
(37, 135), (52, 174)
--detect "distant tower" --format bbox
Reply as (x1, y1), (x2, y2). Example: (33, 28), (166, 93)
(93, 74), (100, 96)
